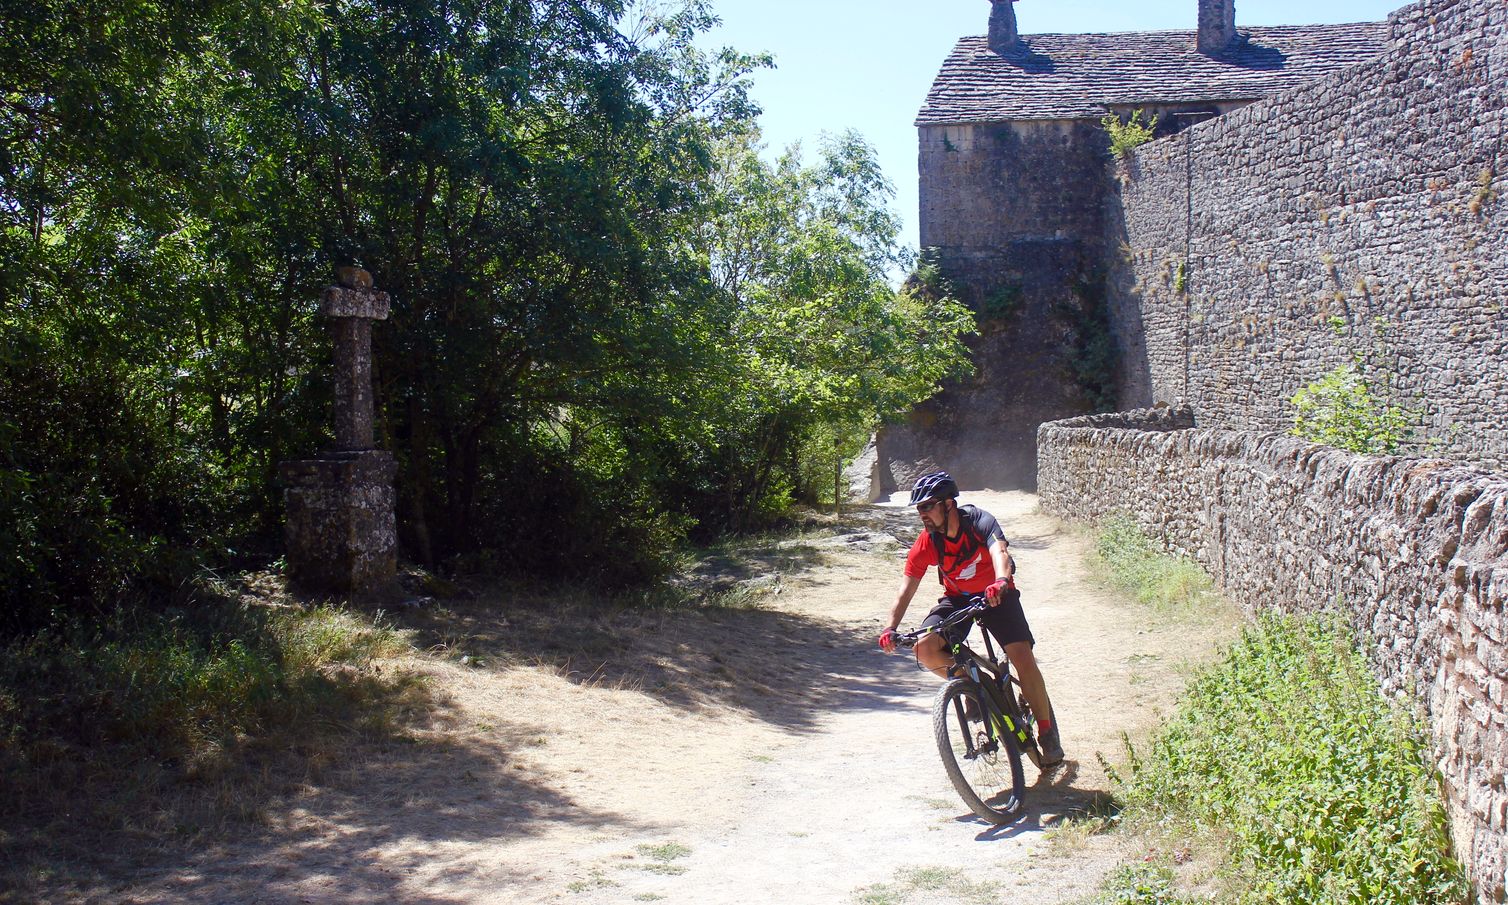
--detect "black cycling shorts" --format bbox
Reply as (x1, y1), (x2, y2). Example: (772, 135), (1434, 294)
(921, 589), (1035, 649)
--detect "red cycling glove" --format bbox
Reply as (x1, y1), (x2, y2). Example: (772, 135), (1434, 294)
(986, 576), (1014, 603)
(877, 628), (899, 652)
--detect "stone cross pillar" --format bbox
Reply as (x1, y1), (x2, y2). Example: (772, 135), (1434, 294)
(280, 268), (398, 592)
(325, 267), (384, 450)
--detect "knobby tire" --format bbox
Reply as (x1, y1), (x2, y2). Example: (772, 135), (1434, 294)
(932, 677), (1026, 823)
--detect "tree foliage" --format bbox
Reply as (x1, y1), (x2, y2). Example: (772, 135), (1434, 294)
(0, 0), (973, 632)
(692, 130), (974, 527)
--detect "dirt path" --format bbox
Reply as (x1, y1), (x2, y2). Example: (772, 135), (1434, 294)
(107, 491), (1232, 905)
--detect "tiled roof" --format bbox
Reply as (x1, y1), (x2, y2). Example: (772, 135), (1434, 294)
(916, 23), (1390, 125)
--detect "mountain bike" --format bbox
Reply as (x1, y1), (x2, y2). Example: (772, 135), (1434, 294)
(896, 597), (1043, 823)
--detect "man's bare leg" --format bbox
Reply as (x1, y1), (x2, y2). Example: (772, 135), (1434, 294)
(1004, 641), (1052, 726)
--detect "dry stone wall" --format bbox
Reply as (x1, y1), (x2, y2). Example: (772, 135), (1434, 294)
(1107, 0), (1508, 471)
(1039, 408), (1508, 902)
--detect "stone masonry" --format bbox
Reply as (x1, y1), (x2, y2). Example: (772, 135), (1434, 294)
(883, 3), (1391, 493)
(877, 117), (1113, 493)
(933, 0), (1508, 898)
(1108, 0), (1508, 471)
(1038, 408), (1508, 902)
(280, 269), (398, 593)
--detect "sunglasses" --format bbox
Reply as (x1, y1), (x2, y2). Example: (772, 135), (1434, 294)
(916, 499), (942, 514)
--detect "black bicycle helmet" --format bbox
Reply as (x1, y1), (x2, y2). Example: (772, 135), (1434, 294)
(908, 471), (959, 506)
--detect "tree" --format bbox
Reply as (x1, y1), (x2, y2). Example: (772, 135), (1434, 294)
(692, 130), (975, 526)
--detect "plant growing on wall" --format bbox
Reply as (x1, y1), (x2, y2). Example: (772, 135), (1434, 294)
(981, 283), (1024, 321)
(1289, 358), (1420, 455)
(1057, 274), (1118, 413)
(1101, 109), (1158, 159)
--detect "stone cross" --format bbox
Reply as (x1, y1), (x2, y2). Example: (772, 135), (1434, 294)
(323, 267), (390, 451)
(279, 267), (398, 593)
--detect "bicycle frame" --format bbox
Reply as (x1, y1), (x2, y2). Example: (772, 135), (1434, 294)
(909, 600), (1037, 758)
(897, 597), (1039, 822)
(947, 637), (1034, 754)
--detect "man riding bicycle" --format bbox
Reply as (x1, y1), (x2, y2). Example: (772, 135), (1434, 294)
(878, 471), (1064, 766)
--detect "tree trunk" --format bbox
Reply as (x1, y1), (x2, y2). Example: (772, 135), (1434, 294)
(833, 431), (842, 517)
(404, 393), (435, 567)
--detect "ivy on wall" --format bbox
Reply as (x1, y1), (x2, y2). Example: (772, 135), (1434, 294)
(1057, 273), (1119, 413)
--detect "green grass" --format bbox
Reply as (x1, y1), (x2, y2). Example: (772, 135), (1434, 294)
(1090, 515), (1219, 616)
(0, 600), (411, 759)
(626, 840), (691, 875)
(1095, 861), (1202, 904)
(1106, 613), (1468, 905)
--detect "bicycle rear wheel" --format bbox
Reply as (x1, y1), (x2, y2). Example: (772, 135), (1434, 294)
(932, 677), (1025, 823)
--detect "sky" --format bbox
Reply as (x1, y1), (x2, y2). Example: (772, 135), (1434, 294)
(701, 0), (1409, 254)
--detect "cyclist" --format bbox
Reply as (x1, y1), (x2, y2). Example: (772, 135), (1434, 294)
(877, 471), (1064, 766)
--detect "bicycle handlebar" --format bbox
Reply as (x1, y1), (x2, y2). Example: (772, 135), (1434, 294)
(894, 595), (989, 648)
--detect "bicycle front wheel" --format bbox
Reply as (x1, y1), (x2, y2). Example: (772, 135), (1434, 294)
(933, 677), (1025, 823)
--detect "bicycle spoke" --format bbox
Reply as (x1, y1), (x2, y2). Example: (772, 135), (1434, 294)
(933, 679), (1024, 823)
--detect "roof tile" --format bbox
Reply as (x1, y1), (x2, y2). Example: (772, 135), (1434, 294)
(916, 24), (1391, 125)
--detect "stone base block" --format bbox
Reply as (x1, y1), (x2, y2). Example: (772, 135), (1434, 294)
(280, 450), (398, 593)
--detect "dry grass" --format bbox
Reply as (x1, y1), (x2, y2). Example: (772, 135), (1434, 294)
(0, 576), (435, 901)
(0, 538), (860, 902)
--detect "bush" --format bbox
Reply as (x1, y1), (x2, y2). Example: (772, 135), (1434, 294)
(1114, 614), (1469, 904)
(1102, 109), (1159, 159)
(1290, 362), (1420, 455)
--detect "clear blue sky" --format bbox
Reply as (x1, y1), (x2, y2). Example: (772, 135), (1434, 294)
(701, 0), (1406, 254)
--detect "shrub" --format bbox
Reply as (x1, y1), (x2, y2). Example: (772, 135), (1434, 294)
(1114, 614), (1469, 905)
(1290, 362), (1420, 455)
(1103, 109), (1159, 159)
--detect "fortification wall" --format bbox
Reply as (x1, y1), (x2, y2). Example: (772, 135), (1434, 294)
(1039, 408), (1508, 901)
(877, 120), (1112, 492)
(1107, 0), (1508, 471)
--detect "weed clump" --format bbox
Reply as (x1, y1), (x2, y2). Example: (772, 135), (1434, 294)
(1090, 515), (1217, 615)
(1111, 614), (1469, 905)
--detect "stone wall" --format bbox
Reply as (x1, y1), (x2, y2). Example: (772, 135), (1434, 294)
(1108, 0), (1508, 471)
(1039, 408), (1508, 902)
(878, 120), (1115, 492)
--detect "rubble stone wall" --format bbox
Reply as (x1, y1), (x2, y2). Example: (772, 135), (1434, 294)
(886, 119), (1114, 491)
(1107, 0), (1508, 472)
(1039, 408), (1508, 902)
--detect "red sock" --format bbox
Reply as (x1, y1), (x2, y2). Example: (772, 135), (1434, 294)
(1037, 718), (1052, 733)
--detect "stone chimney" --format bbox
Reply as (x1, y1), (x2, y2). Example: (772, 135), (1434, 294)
(988, 0), (1019, 54)
(1197, 0), (1237, 54)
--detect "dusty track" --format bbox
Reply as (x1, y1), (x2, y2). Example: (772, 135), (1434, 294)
(97, 491), (1231, 905)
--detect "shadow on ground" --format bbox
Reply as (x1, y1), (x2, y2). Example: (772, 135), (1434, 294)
(401, 577), (905, 737)
(8, 505), (928, 903)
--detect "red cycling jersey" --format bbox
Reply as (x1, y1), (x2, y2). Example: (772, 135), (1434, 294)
(903, 506), (1006, 595)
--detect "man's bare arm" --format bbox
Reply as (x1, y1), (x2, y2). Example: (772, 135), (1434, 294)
(990, 539), (1013, 582)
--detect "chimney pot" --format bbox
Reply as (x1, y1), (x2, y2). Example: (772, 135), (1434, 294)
(1197, 0), (1237, 54)
(988, 0), (1019, 54)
